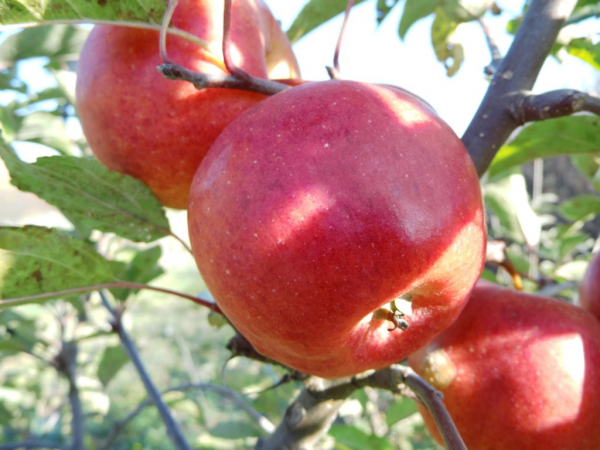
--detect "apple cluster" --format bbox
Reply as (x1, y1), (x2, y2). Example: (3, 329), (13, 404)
(75, 1), (600, 448)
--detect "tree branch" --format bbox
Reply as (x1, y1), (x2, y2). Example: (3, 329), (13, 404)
(256, 365), (465, 450)
(462, 0), (579, 176)
(509, 89), (600, 123)
(157, 63), (290, 95)
(100, 293), (192, 450)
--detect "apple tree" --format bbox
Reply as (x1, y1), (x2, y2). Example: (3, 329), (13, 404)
(0, 0), (599, 449)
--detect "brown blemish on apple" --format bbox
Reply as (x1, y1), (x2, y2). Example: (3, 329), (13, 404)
(420, 348), (456, 391)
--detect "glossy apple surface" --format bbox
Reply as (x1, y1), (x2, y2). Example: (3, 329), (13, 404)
(76, 0), (299, 209)
(580, 251), (600, 320)
(188, 80), (486, 378)
(409, 281), (600, 449)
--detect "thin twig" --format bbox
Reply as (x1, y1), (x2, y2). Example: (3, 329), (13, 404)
(99, 292), (192, 450)
(158, 62), (289, 95)
(327, 0), (355, 79)
(0, 281), (221, 313)
(101, 381), (275, 448)
(462, 0), (579, 176)
(159, 0), (179, 64)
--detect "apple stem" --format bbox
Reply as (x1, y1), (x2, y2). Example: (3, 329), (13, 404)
(326, 0), (355, 80)
(222, 0), (252, 82)
(402, 368), (467, 450)
(159, 0), (180, 64)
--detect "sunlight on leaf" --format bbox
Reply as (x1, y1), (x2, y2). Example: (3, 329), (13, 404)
(0, 225), (114, 302)
(0, 140), (171, 243)
(0, 0), (165, 26)
(488, 116), (600, 178)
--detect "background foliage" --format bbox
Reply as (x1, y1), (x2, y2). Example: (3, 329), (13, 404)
(0, 0), (599, 448)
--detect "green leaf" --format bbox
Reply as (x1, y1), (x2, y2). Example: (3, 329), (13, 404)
(398, 0), (437, 39)
(330, 424), (394, 450)
(286, 0), (365, 43)
(488, 116), (600, 178)
(554, 260), (588, 281)
(0, 226), (115, 305)
(0, 401), (14, 426)
(431, 8), (464, 76)
(110, 246), (163, 301)
(385, 397), (418, 427)
(0, 0), (165, 26)
(0, 25), (89, 66)
(558, 194), (600, 221)
(0, 142), (171, 243)
(565, 2), (600, 26)
(484, 169), (541, 245)
(376, 0), (400, 25)
(565, 38), (600, 71)
(571, 153), (599, 181)
(0, 67), (26, 92)
(97, 344), (129, 387)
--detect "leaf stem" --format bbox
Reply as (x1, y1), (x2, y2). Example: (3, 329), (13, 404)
(0, 282), (222, 313)
(327, 0), (355, 79)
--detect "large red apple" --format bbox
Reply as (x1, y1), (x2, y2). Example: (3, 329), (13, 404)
(409, 281), (600, 449)
(188, 80), (486, 378)
(76, 0), (299, 209)
(580, 251), (600, 320)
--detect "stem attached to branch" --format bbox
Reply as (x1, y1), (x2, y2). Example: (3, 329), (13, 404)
(158, 62), (290, 95)
(462, 0), (579, 177)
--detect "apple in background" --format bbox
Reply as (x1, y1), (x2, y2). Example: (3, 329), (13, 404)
(187, 79), (486, 379)
(579, 251), (600, 320)
(409, 281), (600, 450)
(76, 0), (300, 209)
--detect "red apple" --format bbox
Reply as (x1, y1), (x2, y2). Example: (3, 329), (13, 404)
(188, 80), (486, 378)
(76, 0), (299, 209)
(409, 281), (600, 449)
(580, 251), (600, 320)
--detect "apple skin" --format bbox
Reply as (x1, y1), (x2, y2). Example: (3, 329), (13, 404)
(76, 0), (299, 209)
(580, 252), (600, 320)
(188, 79), (486, 378)
(409, 281), (600, 450)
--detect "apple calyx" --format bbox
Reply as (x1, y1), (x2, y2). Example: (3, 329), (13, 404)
(372, 307), (410, 332)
